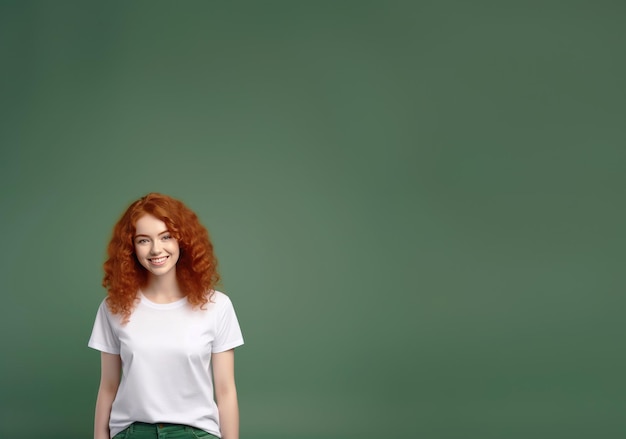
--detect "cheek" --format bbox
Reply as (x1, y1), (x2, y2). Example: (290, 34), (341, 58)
(134, 246), (148, 261)
(171, 245), (181, 262)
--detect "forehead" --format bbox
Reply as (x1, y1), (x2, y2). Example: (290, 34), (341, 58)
(134, 214), (168, 235)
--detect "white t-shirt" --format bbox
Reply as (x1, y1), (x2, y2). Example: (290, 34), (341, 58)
(88, 291), (244, 438)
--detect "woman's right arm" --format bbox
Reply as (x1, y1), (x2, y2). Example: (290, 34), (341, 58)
(94, 352), (121, 439)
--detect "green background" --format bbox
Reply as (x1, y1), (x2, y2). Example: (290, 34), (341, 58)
(1, 1), (624, 438)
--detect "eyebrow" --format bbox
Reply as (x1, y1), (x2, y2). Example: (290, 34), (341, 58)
(134, 231), (170, 238)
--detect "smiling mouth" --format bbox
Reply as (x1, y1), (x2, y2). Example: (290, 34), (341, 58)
(149, 256), (169, 265)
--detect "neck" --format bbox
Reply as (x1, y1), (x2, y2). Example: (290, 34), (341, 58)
(143, 272), (184, 303)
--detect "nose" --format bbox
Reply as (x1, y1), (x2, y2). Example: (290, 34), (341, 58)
(150, 240), (162, 255)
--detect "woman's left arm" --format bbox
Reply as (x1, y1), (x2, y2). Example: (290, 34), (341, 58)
(212, 349), (239, 439)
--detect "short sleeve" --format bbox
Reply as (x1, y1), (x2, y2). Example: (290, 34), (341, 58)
(88, 299), (121, 354)
(212, 294), (244, 353)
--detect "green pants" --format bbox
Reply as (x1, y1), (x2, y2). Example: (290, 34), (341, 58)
(113, 422), (219, 439)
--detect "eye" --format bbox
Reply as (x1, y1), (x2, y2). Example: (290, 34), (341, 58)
(136, 238), (149, 244)
(162, 234), (172, 241)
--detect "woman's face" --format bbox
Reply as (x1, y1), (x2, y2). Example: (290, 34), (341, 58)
(133, 214), (180, 278)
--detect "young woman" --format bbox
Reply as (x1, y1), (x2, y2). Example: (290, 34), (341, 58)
(89, 193), (244, 439)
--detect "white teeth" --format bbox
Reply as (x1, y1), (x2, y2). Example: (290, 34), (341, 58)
(151, 257), (167, 263)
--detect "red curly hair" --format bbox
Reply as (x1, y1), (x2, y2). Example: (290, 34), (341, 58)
(103, 193), (220, 322)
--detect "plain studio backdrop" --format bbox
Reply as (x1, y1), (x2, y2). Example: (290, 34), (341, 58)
(0, 1), (624, 438)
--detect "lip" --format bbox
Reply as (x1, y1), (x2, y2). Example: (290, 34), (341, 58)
(149, 256), (169, 266)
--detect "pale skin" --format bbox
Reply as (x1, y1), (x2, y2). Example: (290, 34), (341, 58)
(94, 353), (121, 439)
(94, 214), (240, 439)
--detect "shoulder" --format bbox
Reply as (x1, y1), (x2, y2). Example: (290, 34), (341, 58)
(94, 297), (124, 324)
(96, 297), (111, 314)
(207, 290), (242, 315)
(209, 290), (233, 307)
